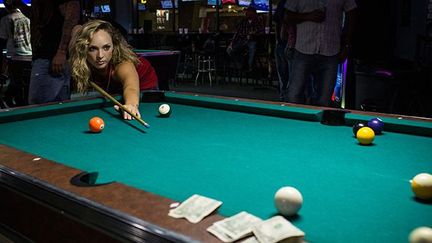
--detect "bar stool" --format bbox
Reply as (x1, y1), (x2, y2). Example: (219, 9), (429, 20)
(178, 52), (194, 81)
(194, 53), (215, 86)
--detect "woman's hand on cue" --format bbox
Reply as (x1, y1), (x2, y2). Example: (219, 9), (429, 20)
(114, 104), (141, 120)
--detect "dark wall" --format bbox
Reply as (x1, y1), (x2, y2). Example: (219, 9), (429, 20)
(112, 0), (134, 33)
(393, 0), (429, 60)
(352, 0), (429, 63)
(352, 0), (396, 63)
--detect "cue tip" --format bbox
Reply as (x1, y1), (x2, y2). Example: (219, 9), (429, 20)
(136, 118), (150, 128)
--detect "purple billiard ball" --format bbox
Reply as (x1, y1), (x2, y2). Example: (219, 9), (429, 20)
(368, 118), (384, 134)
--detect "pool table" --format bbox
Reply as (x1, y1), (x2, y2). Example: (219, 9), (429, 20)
(133, 49), (181, 91)
(0, 92), (431, 242)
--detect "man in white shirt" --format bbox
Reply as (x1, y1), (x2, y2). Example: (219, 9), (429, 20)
(284, 0), (356, 106)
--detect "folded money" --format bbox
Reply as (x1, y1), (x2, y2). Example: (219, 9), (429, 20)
(208, 211), (262, 242)
(252, 216), (305, 243)
(168, 194), (222, 223)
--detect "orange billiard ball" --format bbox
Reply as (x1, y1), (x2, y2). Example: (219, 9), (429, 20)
(89, 117), (105, 133)
(356, 127), (375, 145)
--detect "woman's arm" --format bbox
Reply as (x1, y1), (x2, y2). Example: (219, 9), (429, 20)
(115, 61), (141, 120)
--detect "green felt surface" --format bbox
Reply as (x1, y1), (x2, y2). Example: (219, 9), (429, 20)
(133, 49), (180, 56)
(1, 93), (431, 243)
(133, 49), (161, 52)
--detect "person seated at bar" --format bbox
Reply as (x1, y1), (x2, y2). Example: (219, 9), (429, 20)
(69, 19), (158, 120)
(227, 6), (265, 71)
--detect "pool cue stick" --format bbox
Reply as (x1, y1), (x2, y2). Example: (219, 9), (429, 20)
(90, 81), (150, 128)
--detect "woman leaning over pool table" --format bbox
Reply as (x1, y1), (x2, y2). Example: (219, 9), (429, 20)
(69, 19), (158, 120)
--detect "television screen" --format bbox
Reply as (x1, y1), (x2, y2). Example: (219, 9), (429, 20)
(222, 0), (236, 4)
(251, 0), (269, 11)
(138, 3), (146, 11)
(101, 4), (111, 13)
(161, 0), (172, 9)
(207, 0), (222, 6)
(161, 0), (178, 8)
(93, 5), (101, 14)
(0, 0), (31, 7)
(238, 0), (251, 7)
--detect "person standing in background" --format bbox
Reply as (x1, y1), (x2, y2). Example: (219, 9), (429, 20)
(284, 0), (356, 107)
(0, 0), (32, 107)
(273, 0), (296, 101)
(28, 0), (80, 104)
(227, 6), (265, 71)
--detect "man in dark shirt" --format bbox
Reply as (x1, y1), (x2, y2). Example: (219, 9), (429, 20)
(273, 0), (295, 101)
(227, 6), (265, 70)
(28, 0), (80, 104)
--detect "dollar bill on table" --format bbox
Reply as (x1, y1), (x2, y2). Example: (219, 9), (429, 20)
(239, 236), (260, 243)
(208, 211), (262, 242)
(207, 224), (235, 242)
(252, 216), (305, 243)
(168, 194), (222, 223)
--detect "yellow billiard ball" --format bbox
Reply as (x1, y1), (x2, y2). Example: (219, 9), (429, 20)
(411, 173), (432, 200)
(356, 127), (375, 145)
(274, 186), (303, 216)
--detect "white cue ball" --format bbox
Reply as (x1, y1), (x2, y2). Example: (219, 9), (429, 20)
(274, 186), (303, 216)
(411, 173), (432, 200)
(158, 104), (171, 117)
(409, 227), (432, 243)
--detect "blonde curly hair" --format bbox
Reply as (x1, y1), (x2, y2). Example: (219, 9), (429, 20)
(69, 19), (138, 93)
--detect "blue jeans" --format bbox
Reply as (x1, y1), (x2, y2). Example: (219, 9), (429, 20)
(274, 40), (290, 101)
(287, 50), (338, 107)
(28, 59), (71, 104)
(246, 40), (257, 69)
(230, 40), (257, 69)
